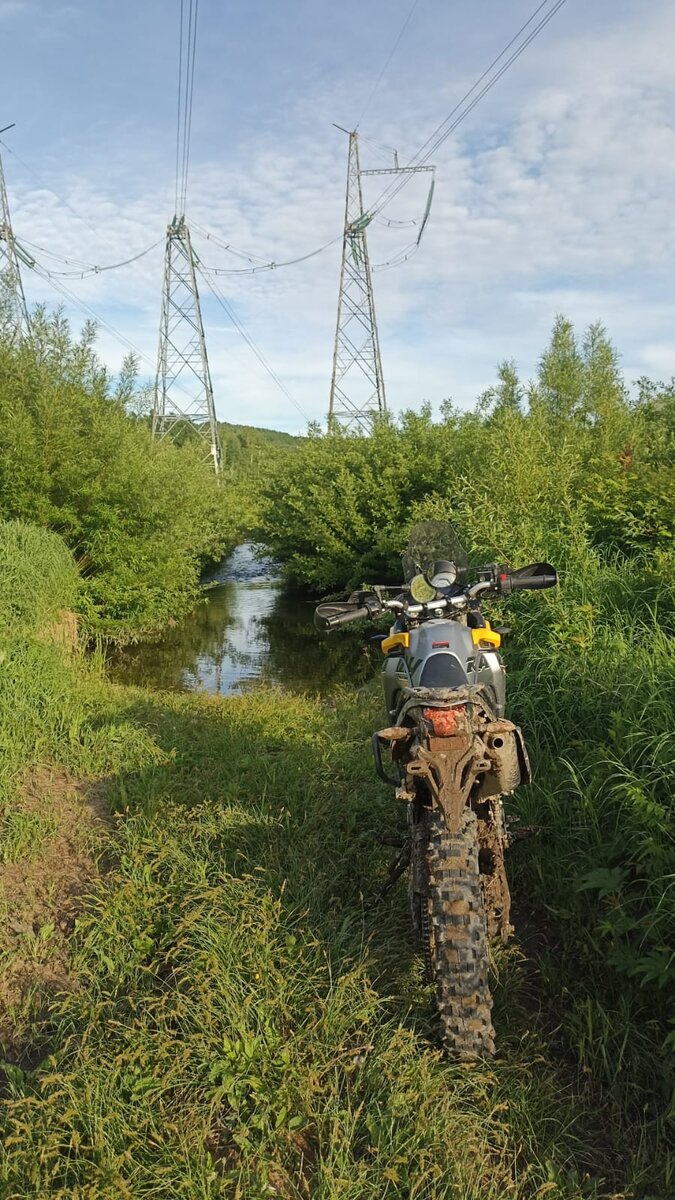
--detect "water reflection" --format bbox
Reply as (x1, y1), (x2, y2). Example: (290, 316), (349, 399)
(109, 544), (377, 695)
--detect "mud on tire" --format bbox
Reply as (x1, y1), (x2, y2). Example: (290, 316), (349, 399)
(424, 805), (495, 1057)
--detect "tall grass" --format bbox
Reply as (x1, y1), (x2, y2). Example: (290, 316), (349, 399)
(0, 521), (80, 634)
(1, 684), (653, 1198)
(0, 521), (664, 1195)
(0, 522), (83, 778)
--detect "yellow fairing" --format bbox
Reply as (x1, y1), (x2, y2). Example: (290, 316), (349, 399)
(471, 622), (501, 649)
(381, 632), (410, 655)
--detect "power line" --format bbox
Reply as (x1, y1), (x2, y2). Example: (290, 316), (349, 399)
(29, 258), (205, 410)
(356, 0), (422, 129)
(17, 236), (163, 278)
(0, 147), (30, 338)
(186, 1), (568, 281)
(30, 259), (158, 371)
(174, 0), (185, 215)
(0, 135), (166, 268)
(412, 0), (562, 167)
(0, 137), (105, 241)
(368, 0), (569, 220)
(189, 219), (274, 265)
(194, 226), (343, 277)
(13, 241), (99, 270)
(197, 261), (312, 424)
(373, 239), (419, 272)
(158, 2), (222, 474)
(357, 133), (401, 162)
(175, 0), (200, 214)
(182, 0), (199, 211)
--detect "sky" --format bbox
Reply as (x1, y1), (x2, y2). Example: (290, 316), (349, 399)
(0, 0), (674, 432)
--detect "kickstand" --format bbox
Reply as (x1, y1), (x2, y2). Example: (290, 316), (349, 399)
(378, 840), (411, 899)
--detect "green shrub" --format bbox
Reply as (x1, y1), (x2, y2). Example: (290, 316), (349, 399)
(0, 311), (238, 639)
(0, 519), (80, 634)
(257, 318), (674, 592)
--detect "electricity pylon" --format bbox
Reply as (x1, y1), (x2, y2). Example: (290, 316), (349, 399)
(152, 214), (222, 474)
(0, 147), (30, 340)
(328, 130), (435, 433)
(328, 131), (386, 433)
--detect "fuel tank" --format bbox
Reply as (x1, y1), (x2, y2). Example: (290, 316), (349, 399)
(381, 618), (506, 719)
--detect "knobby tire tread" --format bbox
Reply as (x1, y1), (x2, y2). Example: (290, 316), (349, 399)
(425, 805), (495, 1057)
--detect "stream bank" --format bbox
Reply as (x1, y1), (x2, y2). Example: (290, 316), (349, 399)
(109, 542), (375, 694)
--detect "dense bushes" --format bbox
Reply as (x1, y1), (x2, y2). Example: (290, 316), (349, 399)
(257, 318), (673, 590)
(0, 311), (238, 639)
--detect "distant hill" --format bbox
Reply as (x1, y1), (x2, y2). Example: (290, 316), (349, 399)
(218, 421), (302, 470)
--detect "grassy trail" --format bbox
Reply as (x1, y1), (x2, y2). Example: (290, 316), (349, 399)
(0, 674), (657, 1199)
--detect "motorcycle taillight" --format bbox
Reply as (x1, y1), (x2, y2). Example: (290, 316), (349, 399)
(422, 706), (465, 736)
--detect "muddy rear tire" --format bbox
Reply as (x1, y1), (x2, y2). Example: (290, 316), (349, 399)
(424, 805), (495, 1057)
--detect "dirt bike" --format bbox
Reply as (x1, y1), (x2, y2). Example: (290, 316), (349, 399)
(315, 521), (557, 1057)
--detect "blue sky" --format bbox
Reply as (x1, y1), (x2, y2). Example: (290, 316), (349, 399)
(1, 0), (674, 431)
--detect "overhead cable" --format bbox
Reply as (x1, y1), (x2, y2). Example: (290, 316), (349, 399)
(189, 0), (567, 280)
(30, 260), (157, 369)
(0, 137), (107, 240)
(28, 259), (198, 406)
(189, 219), (274, 266)
(356, 0), (423, 128)
(175, 0), (200, 215)
(197, 262), (312, 424)
(195, 228), (343, 277)
(17, 236), (163, 279)
(368, 0), (568, 220)
(373, 240), (419, 272)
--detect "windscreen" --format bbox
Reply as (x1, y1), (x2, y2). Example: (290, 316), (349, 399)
(402, 520), (468, 583)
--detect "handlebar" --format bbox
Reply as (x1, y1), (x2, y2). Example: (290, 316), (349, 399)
(315, 563), (558, 630)
(314, 593), (382, 631)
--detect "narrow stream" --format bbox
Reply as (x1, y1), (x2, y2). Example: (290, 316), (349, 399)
(108, 543), (375, 694)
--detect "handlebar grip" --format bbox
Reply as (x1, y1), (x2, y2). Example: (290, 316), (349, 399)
(325, 605), (370, 628)
(500, 563), (558, 593)
(315, 599), (375, 630)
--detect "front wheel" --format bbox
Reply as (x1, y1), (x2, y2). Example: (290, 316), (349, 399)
(416, 804), (495, 1057)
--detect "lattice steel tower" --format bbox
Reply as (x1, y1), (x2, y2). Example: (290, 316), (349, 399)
(328, 131), (386, 433)
(152, 214), (222, 474)
(0, 147), (30, 340)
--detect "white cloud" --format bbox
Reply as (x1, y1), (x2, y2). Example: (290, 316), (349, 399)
(5, 0), (675, 430)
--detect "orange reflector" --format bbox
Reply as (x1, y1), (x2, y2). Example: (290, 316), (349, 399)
(422, 706), (465, 736)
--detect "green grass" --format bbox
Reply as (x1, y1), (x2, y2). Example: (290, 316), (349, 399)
(0, 677), (670, 1198)
(0, 518), (673, 1197)
(0, 521), (80, 634)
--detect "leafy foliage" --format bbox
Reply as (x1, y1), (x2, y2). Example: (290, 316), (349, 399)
(257, 318), (674, 589)
(0, 311), (239, 639)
